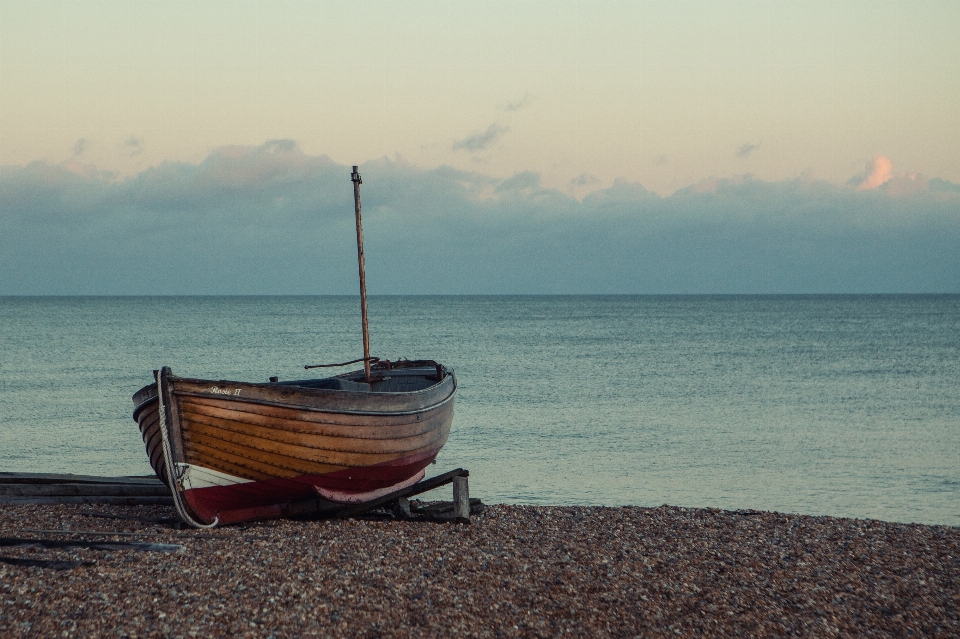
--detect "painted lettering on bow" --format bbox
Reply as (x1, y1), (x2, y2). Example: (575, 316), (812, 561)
(209, 386), (241, 396)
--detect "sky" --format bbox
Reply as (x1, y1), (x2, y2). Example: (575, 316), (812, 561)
(1, 1), (958, 294)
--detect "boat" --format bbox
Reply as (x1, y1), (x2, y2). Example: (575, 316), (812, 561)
(130, 167), (457, 527)
(131, 360), (455, 526)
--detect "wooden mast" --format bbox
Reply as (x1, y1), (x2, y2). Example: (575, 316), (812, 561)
(351, 166), (372, 382)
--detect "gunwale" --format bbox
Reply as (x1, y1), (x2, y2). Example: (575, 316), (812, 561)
(133, 370), (455, 420)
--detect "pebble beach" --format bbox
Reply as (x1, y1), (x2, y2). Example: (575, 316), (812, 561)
(1, 503), (957, 638)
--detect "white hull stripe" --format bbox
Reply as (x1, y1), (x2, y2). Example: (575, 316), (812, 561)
(177, 463), (253, 491)
(314, 469), (425, 504)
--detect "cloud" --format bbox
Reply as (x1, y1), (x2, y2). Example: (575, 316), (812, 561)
(73, 138), (88, 156)
(123, 136), (144, 156)
(736, 143), (760, 158)
(496, 171), (540, 192)
(570, 173), (599, 187)
(58, 159), (108, 179)
(931, 178), (960, 195)
(582, 178), (655, 206)
(854, 154), (894, 190)
(452, 123), (509, 152)
(2, 143), (958, 295)
(502, 94), (531, 112)
(880, 172), (928, 196)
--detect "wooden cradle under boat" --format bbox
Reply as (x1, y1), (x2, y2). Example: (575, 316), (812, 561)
(132, 361), (456, 526)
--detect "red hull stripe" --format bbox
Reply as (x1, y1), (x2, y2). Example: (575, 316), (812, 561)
(182, 447), (441, 525)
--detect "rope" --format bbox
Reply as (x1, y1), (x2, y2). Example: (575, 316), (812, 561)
(155, 370), (219, 529)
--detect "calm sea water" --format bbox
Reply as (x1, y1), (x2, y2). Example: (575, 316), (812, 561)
(1, 296), (958, 526)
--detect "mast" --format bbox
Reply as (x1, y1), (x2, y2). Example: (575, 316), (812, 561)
(351, 166), (372, 382)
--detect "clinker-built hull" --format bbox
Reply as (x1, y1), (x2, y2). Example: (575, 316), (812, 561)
(133, 363), (456, 526)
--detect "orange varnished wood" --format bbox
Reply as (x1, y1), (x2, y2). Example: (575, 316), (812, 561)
(182, 417), (450, 473)
(183, 431), (348, 477)
(183, 412), (443, 457)
(181, 441), (291, 481)
(180, 398), (444, 444)
(175, 376), (448, 414)
(136, 405), (168, 485)
(180, 397), (443, 439)
(179, 406), (447, 454)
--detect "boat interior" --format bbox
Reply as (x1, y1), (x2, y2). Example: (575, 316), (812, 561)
(276, 366), (445, 394)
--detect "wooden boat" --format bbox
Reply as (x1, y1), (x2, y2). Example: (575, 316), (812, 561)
(131, 360), (456, 526)
(131, 166), (457, 527)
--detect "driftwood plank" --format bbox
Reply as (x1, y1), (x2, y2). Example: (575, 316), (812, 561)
(22, 529), (231, 540)
(393, 497), (413, 518)
(0, 472), (162, 486)
(0, 496), (174, 506)
(0, 483), (170, 497)
(0, 557), (95, 570)
(0, 537), (183, 553)
(453, 476), (470, 522)
(79, 511), (179, 524)
(412, 498), (484, 516)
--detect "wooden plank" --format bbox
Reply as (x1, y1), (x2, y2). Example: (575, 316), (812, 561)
(0, 557), (95, 570)
(393, 497), (412, 518)
(0, 472), (163, 486)
(0, 496), (173, 506)
(22, 529), (230, 540)
(0, 537), (182, 553)
(0, 483), (170, 497)
(411, 498), (484, 516)
(180, 405), (447, 452)
(178, 440), (289, 481)
(182, 427), (445, 474)
(453, 475), (470, 522)
(180, 396), (436, 432)
(183, 414), (448, 461)
(171, 369), (455, 415)
(183, 432), (342, 477)
(79, 511), (178, 524)
(138, 410), (169, 486)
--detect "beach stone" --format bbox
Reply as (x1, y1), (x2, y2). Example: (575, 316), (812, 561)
(0, 503), (957, 637)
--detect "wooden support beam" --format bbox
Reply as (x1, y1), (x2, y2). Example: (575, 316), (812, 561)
(0, 483), (170, 497)
(0, 537), (183, 553)
(0, 469), (477, 524)
(0, 557), (95, 570)
(0, 496), (173, 506)
(0, 472), (163, 486)
(0, 471), (171, 506)
(79, 511), (178, 524)
(410, 498), (483, 517)
(453, 476), (470, 523)
(393, 497), (412, 519)
(22, 529), (230, 540)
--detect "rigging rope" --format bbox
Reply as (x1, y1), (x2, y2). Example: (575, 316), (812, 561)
(155, 370), (219, 529)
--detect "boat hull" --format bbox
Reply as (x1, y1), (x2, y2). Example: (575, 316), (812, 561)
(132, 364), (455, 525)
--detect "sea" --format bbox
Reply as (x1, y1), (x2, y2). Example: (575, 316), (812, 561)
(1, 295), (958, 526)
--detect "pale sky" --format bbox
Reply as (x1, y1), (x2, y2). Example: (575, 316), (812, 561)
(2, 0), (959, 196)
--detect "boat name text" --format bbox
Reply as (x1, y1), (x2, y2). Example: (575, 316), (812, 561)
(209, 387), (241, 396)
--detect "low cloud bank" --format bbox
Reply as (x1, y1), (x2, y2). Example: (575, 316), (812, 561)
(2, 141), (958, 294)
